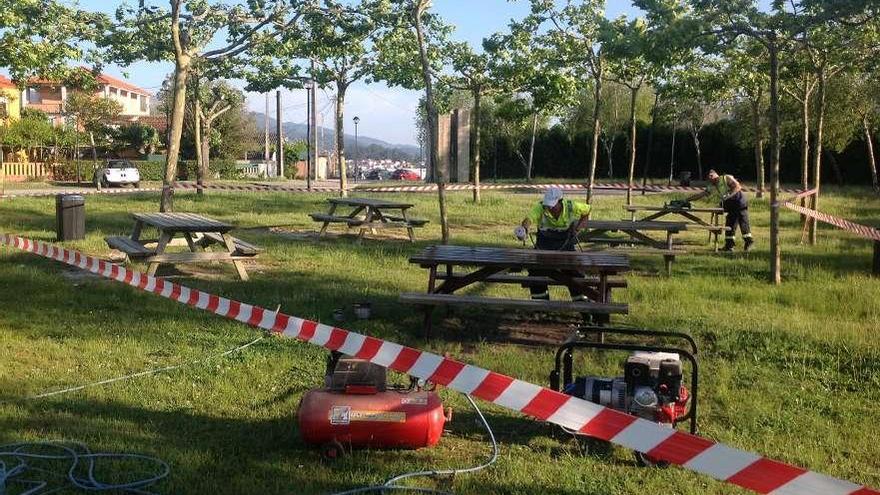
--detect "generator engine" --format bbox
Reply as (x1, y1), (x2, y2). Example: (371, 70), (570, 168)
(566, 351), (690, 427)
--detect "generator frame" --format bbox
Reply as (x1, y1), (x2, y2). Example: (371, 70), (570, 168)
(550, 326), (699, 435)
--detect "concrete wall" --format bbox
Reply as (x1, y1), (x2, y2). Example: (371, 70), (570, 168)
(431, 109), (470, 183)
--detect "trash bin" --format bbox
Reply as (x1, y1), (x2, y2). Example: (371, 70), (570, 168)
(56, 194), (85, 241)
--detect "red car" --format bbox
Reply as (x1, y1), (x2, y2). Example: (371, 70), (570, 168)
(391, 169), (421, 181)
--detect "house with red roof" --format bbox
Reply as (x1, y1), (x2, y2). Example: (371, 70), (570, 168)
(23, 70), (153, 126)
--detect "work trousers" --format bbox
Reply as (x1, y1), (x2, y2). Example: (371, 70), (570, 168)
(722, 192), (752, 244)
(529, 229), (586, 301)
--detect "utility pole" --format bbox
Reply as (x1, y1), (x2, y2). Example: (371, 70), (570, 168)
(264, 93), (270, 163)
(311, 60), (319, 183)
(306, 81), (312, 190)
(276, 90), (284, 178)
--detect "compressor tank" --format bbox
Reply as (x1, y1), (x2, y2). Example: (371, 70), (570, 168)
(298, 389), (445, 449)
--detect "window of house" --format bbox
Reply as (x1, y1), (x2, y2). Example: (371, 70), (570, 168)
(140, 95), (147, 112)
(120, 90), (128, 97)
(131, 92), (138, 100)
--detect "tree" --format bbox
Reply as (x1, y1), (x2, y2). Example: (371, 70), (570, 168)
(662, 0), (790, 284)
(605, 16), (655, 203)
(189, 79), (243, 194)
(0, 0), (108, 84)
(444, 42), (497, 203)
(305, 0), (387, 197)
(527, 0), (610, 202)
(494, 94), (549, 181)
(116, 123), (160, 156)
(376, 0), (453, 243)
(726, 38), (769, 197)
(107, 0), (312, 211)
(64, 92), (122, 182)
(664, 58), (731, 182)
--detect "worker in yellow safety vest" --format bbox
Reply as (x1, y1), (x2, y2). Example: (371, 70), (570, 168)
(686, 169), (753, 251)
(515, 187), (591, 301)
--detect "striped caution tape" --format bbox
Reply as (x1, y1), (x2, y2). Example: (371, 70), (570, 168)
(1, 181), (801, 198)
(782, 200), (880, 242)
(1, 234), (875, 495)
(0, 186), (161, 199)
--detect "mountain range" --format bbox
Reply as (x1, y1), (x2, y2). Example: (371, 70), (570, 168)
(252, 112), (421, 160)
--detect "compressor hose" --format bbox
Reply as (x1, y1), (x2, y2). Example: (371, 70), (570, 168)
(329, 394), (499, 495)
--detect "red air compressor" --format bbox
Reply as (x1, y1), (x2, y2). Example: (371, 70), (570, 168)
(298, 352), (446, 459)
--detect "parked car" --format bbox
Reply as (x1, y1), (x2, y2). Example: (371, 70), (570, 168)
(94, 159), (140, 190)
(365, 168), (391, 181)
(391, 169), (420, 181)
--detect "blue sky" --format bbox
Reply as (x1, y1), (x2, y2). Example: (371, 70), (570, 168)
(73, 1), (642, 146)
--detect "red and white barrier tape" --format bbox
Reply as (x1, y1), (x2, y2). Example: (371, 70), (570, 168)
(1, 181), (800, 198)
(782, 201), (880, 242)
(1, 234), (875, 495)
(0, 186), (161, 199)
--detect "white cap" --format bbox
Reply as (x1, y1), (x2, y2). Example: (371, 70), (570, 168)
(542, 187), (563, 207)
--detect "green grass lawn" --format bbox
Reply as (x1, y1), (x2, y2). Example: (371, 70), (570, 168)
(1, 186), (878, 494)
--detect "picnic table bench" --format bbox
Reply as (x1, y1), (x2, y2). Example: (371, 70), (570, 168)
(310, 197), (428, 242)
(104, 212), (260, 281)
(401, 245), (630, 338)
(626, 205), (729, 249)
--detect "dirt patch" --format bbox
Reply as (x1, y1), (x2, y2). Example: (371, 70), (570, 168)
(437, 311), (586, 347)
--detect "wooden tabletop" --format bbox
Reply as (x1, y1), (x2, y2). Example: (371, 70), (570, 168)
(410, 245), (630, 273)
(133, 212), (234, 233)
(327, 197), (414, 209)
(626, 205), (724, 213)
(585, 220), (689, 232)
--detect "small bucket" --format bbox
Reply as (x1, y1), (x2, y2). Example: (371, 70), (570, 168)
(332, 308), (345, 322)
(353, 302), (372, 320)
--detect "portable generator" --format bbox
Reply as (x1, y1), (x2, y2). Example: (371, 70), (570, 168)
(298, 352), (446, 459)
(550, 327), (699, 466)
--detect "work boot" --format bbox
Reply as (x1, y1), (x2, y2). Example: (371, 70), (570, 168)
(722, 239), (736, 252)
(743, 237), (754, 252)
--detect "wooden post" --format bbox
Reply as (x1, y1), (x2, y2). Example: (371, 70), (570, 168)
(873, 241), (880, 276)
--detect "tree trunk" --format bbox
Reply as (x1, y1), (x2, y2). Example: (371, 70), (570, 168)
(641, 92), (659, 194)
(201, 119), (211, 186)
(691, 127), (703, 182)
(800, 98), (810, 190)
(163, 5), (190, 213)
(413, 2), (448, 243)
(668, 120), (676, 186)
(769, 40), (782, 285)
(527, 112), (538, 182)
(472, 89), (481, 203)
(193, 76), (203, 196)
(626, 86), (638, 205)
(89, 131), (97, 163)
(602, 137), (614, 179)
(336, 83), (348, 198)
(809, 70), (826, 245)
(863, 116), (879, 194)
(751, 97), (765, 198)
(587, 57), (602, 203)
(796, 96), (810, 230)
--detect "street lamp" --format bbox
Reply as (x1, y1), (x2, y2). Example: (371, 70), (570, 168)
(353, 116), (360, 182)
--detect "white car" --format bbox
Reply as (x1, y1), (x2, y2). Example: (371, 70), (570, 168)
(94, 159), (141, 190)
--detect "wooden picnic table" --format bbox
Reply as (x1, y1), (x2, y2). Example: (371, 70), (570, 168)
(578, 220), (690, 274)
(626, 204), (727, 249)
(104, 212), (260, 281)
(401, 245), (630, 338)
(310, 197), (428, 242)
